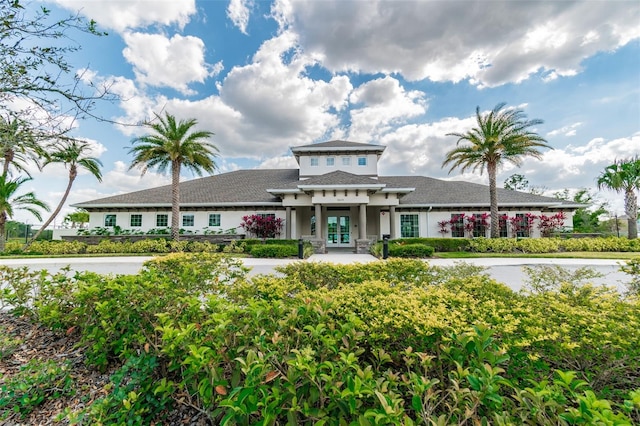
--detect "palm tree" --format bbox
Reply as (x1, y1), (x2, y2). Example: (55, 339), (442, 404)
(0, 114), (43, 177)
(26, 139), (103, 246)
(596, 156), (640, 239)
(0, 175), (49, 251)
(128, 112), (218, 241)
(443, 103), (552, 238)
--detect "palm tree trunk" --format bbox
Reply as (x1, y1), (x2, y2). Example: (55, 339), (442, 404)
(488, 162), (499, 238)
(625, 189), (638, 239)
(25, 168), (76, 249)
(0, 211), (7, 252)
(171, 161), (181, 242)
(2, 151), (12, 176)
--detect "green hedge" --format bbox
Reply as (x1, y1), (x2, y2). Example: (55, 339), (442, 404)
(389, 237), (471, 252)
(388, 243), (434, 258)
(249, 244), (299, 258)
(242, 238), (300, 247)
(469, 236), (640, 253)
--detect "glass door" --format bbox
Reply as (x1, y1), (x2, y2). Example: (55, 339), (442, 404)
(327, 215), (350, 247)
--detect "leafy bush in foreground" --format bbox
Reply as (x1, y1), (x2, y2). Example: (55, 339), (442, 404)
(0, 255), (638, 424)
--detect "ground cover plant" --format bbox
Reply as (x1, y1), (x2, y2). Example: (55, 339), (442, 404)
(0, 254), (639, 424)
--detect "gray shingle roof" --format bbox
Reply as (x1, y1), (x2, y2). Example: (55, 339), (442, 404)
(298, 171), (385, 187)
(74, 169), (579, 209)
(291, 140), (385, 152)
(74, 169), (300, 207)
(380, 176), (576, 208)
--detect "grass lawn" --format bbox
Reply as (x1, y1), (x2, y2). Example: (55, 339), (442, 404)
(436, 251), (640, 260)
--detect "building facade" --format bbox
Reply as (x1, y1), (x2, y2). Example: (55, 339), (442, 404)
(71, 140), (581, 253)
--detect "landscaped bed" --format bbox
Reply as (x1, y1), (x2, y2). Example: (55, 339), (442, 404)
(1, 254), (639, 424)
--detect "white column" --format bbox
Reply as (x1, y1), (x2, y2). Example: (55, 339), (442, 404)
(315, 204), (322, 239)
(389, 206), (396, 239)
(285, 207), (291, 239)
(359, 203), (367, 239)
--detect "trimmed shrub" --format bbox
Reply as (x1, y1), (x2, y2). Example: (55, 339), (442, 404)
(390, 237), (470, 252)
(469, 236), (640, 254)
(249, 244), (298, 258)
(388, 243), (434, 258)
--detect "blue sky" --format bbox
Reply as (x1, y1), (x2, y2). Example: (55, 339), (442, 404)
(14, 0), (640, 224)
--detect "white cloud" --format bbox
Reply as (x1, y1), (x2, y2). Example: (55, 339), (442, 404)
(376, 116), (477, 176)
(281, 0), (640, 87)
(215, 31), (353, 157)
(347, 76), (427, 141)
(256, 156), (298, 169)
(104, 161), (172, 193)
(227, 0), (253, 34)
(106, 30), (351, 160)
(547, 122), (583, 137)
(53, 0), (197, 32)
(122, 33), (218, 95)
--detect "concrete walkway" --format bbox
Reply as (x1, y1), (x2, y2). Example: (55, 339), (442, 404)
(307, 253), (377, 264)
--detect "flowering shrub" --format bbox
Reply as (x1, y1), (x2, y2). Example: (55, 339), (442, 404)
(240, 214), (283, 239)
(437, 220), (449, 236)
(538, 211), (567, 237)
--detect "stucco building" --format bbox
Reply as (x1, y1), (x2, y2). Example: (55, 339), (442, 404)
(72, 140), (580, 253)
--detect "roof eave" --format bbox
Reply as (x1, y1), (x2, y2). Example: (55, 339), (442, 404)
(73, 201), (284, 209)
(398, 202), (582, 208)
(297, 184), (386, 190)
(291, 146), (385, 153)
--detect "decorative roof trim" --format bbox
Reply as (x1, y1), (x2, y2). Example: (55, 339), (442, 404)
(380, 187), (415, 193)
(297, 184), (386, 190)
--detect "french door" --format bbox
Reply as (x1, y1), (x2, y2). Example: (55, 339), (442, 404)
(327, 215), (350, 247)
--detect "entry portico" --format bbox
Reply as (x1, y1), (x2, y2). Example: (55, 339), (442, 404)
(267, 143), (417, 252)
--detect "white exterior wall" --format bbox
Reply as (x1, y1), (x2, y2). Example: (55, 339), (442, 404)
(87, 209), (289, 237)
(423, 210), (574, 239)
(87, 208), (573, 240)
(298, 153), (378, 177)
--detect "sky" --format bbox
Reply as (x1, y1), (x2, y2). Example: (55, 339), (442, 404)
(11, 0), (640, 225)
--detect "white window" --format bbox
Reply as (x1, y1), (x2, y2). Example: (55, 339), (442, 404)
(208, 213), (221, 227)
(130, 214), (142, 227)
(156, 214), (168, 227)
(104, 214), (116, 227)
(357, 156), (367, 166)
(182, 214), (195, 227)
(326, 157), (335, 166)
(342, 157), (351, 166)
(310, 157), (319, 166)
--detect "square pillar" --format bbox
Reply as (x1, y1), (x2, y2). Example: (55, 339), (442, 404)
(314, 204), (322, 238)
(389, 206), (396, 239)
(285, 207), (291, 239)
(359, 203), (367, 240)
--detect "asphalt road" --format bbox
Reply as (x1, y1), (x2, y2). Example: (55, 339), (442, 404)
(0, 255), (632, 293)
